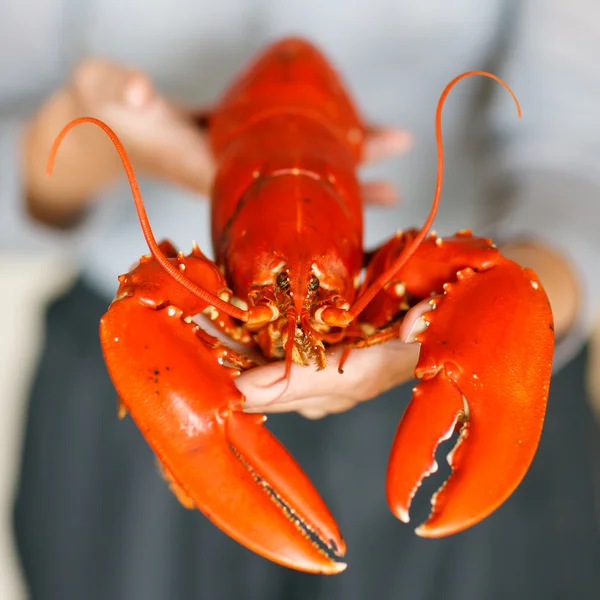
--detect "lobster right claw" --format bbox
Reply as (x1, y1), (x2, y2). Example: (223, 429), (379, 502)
(386, 257), (554, 536)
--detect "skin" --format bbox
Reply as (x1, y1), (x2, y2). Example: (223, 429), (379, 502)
(23, 60), (579, 420)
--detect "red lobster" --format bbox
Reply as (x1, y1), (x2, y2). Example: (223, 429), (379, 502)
(48, 38), (554, 574)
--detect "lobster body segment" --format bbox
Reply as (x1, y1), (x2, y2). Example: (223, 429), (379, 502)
(208, 38), (365, 161)
(47, 36), (555, 574)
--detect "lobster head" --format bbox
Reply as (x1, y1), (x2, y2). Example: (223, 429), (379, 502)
(216, 173), (364, 369)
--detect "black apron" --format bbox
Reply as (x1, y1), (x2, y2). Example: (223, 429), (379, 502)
(13, 280), (600, 599)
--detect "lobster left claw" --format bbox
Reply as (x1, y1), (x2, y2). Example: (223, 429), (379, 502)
(386, 255), (554, 536)
(99, 248), (346, 574)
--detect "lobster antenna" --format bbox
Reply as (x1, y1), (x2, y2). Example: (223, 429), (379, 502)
(46, 117), (248, 322)
(348, 71), (521, 320)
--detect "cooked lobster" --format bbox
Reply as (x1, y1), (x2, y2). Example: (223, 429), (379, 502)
(48, 37), (554, 574)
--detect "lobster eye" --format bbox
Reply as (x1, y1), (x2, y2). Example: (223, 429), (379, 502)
(308, 275), (320, 292)
(276, 271), (290, 291)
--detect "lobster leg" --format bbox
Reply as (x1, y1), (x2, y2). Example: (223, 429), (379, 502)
(362, 231), (554, 536)
(100, 246), (346, 573)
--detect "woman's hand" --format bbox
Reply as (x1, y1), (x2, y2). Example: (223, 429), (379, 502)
(237, 340), (420, 420)
(23, 59), (215, 228)
(236, 300), (432, 420)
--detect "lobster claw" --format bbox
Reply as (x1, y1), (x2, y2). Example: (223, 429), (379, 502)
(387, 257), (554, 536)
(99, 252), (346, 574)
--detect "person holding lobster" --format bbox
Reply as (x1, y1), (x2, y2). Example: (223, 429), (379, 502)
(2, 1), (599, 599)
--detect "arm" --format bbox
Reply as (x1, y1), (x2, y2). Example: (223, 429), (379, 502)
(0, 114), (90, 253)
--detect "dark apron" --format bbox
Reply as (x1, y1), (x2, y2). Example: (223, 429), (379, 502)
(13, 280), (600, 600)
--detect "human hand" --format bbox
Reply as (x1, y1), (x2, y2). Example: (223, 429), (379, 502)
(237, 341), (420, 420)
(24, 59), (216, 228)
(236, 298), (433, 420)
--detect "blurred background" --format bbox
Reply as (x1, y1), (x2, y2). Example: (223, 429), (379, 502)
(0, 256), (74, 598)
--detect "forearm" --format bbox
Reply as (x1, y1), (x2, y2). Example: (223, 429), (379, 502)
(24, 89), (120, 229)
(0, 116), (90, 254)
(500, 239), (579, 340)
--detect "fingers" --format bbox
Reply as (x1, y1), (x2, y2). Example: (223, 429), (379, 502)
(251, 396), (359, 418)
(362, 126), (412, 164)
(236, 339), (420, 417)
(399, 297), (439, 343)
(71, 59), (155, 109)
(360, 180), (398, 205)
(360, 126), (412, 207)
(235, 296), (439, 420)
(122, 74), (156, 109)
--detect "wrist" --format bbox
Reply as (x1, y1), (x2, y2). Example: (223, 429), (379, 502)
(22, 90), (118, 229)
(23, 121), (87, 229)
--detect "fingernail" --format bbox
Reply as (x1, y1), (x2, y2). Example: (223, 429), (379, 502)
(373, 183), (398, 204)
(242, 405), (265, 414)
(124, 76), (153, 108)
(383, 130), (413, 153)
(364, 130), (412, 160)
(403, 315), (429, 344)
